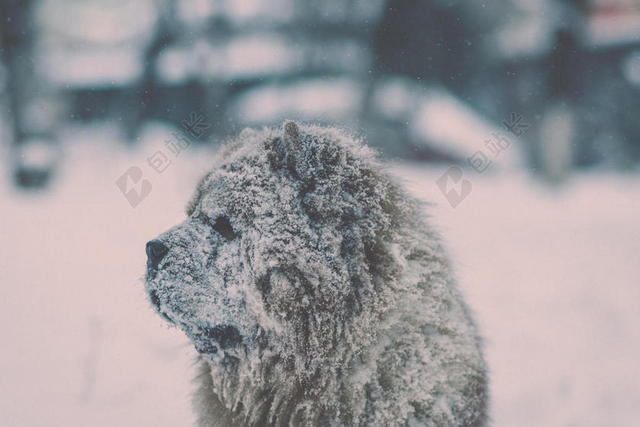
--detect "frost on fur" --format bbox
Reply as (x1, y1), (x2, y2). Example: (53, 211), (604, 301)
(144, 121), (489, 426)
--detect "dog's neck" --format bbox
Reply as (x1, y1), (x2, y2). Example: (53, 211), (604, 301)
(195, 351), (314, 426)
(193, 317), (404, 426)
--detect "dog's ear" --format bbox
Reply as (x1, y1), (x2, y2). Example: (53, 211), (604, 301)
(282, 120), (307, 179)
(262, 120), (304, 175)
(282, 120), (300, 156)
(263, 120), (342, 183)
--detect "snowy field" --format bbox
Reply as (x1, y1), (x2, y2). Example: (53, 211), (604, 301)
(1, 124), (639, 426)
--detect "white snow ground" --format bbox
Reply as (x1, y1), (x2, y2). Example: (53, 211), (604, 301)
(1, 124), (639, 426)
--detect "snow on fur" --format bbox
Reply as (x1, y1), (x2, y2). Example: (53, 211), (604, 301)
(144, 121), (488, 426)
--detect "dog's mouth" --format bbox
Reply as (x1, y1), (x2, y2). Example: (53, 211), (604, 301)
(149, 289), (161, 310)
(146, 261), (172, 281)
(188, 324), (244, 356)
(145, 288), (243, 356)
(147, 288), (176, 324)
(144, 266), (244, 358)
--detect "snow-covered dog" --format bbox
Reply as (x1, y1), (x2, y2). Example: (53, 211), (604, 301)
(144, 121), (488, 426)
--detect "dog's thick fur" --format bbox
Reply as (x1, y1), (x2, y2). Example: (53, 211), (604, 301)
(144, 122), (488, 426)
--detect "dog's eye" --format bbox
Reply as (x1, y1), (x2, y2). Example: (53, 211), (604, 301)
(195, 212), (237, 241)
(212, 216), (237, 241)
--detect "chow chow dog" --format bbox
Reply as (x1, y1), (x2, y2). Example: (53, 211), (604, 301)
(144, 121), (488, 426)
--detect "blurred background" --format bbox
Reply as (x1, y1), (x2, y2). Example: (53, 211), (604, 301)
(0, 0), (639, 426)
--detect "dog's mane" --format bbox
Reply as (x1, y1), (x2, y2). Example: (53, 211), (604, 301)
(181, 123), (488, 426)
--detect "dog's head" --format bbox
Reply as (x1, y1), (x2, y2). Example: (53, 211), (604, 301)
(144, 121), (411, 384)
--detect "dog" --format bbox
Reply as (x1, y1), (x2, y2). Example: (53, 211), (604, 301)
(144, 121), (488, 426)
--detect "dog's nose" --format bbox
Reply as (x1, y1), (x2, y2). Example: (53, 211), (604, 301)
(146, 240), (169, 269)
